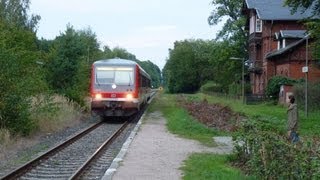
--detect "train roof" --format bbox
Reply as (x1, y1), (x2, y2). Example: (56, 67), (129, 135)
(93, 58), (151, 79)
(93, 58), (138, 66)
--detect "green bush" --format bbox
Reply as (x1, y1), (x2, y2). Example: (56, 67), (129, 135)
(1, 95), (35, 135)
(293, 82), (320, 111)
(0, 21), (47, 135)
(200, 81), (224, 93)
(265, 76), (296, 100)
(233, 118), (320, 179)
(0, 50), (38, 135)
(228, 82), (241, 95)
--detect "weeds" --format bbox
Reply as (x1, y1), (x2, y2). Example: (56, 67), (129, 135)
(30, 94), (84, 133)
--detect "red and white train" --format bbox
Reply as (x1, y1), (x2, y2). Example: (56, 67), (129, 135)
(90, 58), (152, 117)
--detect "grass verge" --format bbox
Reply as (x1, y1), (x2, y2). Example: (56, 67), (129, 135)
(147, 93), (220, 146)
(149, 92), (320, 179)
(181, 153), (256, 180)
(187, 93), (320, 136)
(148, 93), (253, 179)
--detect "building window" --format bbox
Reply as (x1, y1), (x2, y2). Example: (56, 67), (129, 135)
(256, 19), (262, 32)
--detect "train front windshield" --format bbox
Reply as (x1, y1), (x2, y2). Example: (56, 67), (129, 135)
(95, 67), (134, 85)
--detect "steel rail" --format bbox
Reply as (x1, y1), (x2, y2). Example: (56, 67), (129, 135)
(1, 121), (103, 180)
(69, 121), (129, 180)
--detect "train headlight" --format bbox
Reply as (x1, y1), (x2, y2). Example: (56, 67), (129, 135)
(112, 84), (117, 89)
(95, 93), (102, 100)
(126, 93), (133, 100)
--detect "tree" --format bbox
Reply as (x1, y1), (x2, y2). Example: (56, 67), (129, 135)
(164, 40), (218, 93)
(0, 1), (45, 135)
(138, 60), (161, 88)
(0, 0), (40, 31)
(103, 47), (137, 60)
(101, 46), (162, 88)
(208, 0), (248, 81)
(163, 39), (244, 94)
(208, 0), (247, 50)
(285, 0), (320, 16)
(46, 25), (102, 105)
(208, 40), (242, 90)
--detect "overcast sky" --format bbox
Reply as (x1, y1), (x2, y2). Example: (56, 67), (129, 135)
(30, 0), (222, 69)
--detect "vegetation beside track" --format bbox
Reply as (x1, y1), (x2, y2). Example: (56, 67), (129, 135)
(147, 93), (221, 146)
(181, 153), (256, 180)
(0, 94), (84, 148)
(149, 92), (320, 179)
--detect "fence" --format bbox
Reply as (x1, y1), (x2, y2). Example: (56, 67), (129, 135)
(203, 92), (266, 104)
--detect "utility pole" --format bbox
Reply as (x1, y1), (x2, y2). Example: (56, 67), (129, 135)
(304, 34), (310, 117)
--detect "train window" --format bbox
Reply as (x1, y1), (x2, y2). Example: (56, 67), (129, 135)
(96, 69), (114, 84)
(115, 70), (134, 85)
(96, 67), (134, 85)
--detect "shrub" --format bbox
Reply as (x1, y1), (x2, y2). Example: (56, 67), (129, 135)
(30, 94), (83, 133)
(0, 50), (39, 135)
(200, 81), (224, 93)
(293, 82), (320, 111)
(233, 118), (320, 179)
(265, 76), (296, 100)
(228, 82), (241, 96)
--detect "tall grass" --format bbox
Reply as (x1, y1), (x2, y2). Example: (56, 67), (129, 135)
(30, 94), (84, 134)
(0, 128), (11, 146)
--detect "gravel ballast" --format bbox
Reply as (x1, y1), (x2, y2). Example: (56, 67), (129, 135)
(0, 116), (98, 177)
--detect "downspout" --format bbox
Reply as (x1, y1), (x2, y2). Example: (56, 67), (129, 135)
(269, 20), (273, 52)
(270, 20), (276, 77)
(265, 20), (274, 93)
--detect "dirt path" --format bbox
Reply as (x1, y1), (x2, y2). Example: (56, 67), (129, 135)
(106, 111), (233, 180)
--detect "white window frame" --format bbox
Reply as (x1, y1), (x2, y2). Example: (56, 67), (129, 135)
(256, 19), (262, 32)
(249, 16), (255, 34)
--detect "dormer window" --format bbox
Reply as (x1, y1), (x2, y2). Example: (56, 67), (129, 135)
(277, 39), (286, 50)
(249, 15), (262, 34)
(256, 19), (262, 32)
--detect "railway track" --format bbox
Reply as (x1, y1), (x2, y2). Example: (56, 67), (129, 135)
(1, 120), (132, 180)
(1, 91), (157, 180)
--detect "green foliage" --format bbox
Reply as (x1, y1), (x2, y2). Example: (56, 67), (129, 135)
(138, 60), (161, 88)
(265, 76), (296, 100)
(285, 0), (320, 16)
(208, 0), (248, 55)
(148, 93), (219, 146)
(234, 118), (320, 179)
(181, 153), (256, 180)
(103, 46), (136, 60)
(0, 0), (40, 31)
(163, 39), (244, 93)
(0, 0), (46, 135)
(209, 41), (244, 89)
(45, 25), (102, 105)
(200, 81), (224, 93)
(293, 82), (320, 111)
(228, 82), (241, 95)
(102, 46), (162, 88)
(164, 40), (200, 93)
(0, 20), (46, 135)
